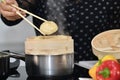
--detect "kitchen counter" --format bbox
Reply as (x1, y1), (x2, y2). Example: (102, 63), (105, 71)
(3, 65), (91, 80)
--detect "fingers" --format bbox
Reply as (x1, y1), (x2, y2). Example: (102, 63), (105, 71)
(0, 0), (26, 21)
(5, 0), (16, 4)
(1, 9), (26, 21)
(0, 2), (18, 20)
(0, 3), (15, 12)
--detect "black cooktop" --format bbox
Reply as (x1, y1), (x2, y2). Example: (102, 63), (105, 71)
(1, 65), (90, 80)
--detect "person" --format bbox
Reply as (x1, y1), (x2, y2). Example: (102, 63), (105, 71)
(0, 0), (120, 62)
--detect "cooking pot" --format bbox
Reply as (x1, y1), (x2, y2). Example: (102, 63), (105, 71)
(25, 53), (74, 77)
(4, 50), (74, 77)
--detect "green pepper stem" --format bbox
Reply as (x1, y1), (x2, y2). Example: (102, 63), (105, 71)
(99, 68), (110, 78)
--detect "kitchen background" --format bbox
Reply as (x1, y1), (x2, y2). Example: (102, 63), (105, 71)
(0, 16), (35, 66)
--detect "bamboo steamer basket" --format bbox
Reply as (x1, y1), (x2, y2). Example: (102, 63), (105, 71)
(91, 29), (120, 59)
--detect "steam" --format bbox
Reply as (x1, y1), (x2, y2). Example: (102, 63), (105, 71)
(46, 0), (67, 35)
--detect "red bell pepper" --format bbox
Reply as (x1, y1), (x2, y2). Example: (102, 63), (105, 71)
(96, 60), (120, 80)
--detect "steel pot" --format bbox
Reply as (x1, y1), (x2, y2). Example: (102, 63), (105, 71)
(25, 53), (74, 77)
(5, 51), (74, 77)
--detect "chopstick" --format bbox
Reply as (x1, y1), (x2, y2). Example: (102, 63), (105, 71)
(16, 11), (45, 35)
(11, 4), (46, 35)
(11, 4), (47, 22)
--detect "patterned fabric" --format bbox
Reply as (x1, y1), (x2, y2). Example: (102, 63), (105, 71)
(2, 0), (120, 61)
(32, 0), (120, 61)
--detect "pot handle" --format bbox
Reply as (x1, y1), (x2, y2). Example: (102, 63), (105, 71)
(9, 59), (20, 71)
(1, 50), (25, 70)
(2, 50), (25, 61)
(9, 52), (25, 70)
(9, 52), (25, 61)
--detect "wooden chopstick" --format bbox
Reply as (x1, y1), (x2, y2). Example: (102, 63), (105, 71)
(11, 4), (47, 22)
(16, 11), (45, 35)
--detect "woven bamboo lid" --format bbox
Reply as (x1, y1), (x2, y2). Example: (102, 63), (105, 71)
(91, 29), (120, 59)
(25, 35), (74, 55)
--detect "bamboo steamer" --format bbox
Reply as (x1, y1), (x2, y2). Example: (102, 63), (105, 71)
(25, 35), (74, 55)
(91, 29), (120, 59)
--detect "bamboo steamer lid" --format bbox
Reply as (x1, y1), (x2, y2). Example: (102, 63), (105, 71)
(91, 29), (120, 59)
(25, 35), (74, 55)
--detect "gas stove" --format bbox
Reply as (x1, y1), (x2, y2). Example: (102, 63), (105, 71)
(0, 50), (90, 80)
(5, 65), (90, 80)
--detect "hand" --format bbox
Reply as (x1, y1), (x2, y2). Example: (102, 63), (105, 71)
(0, 0), (26, 21)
